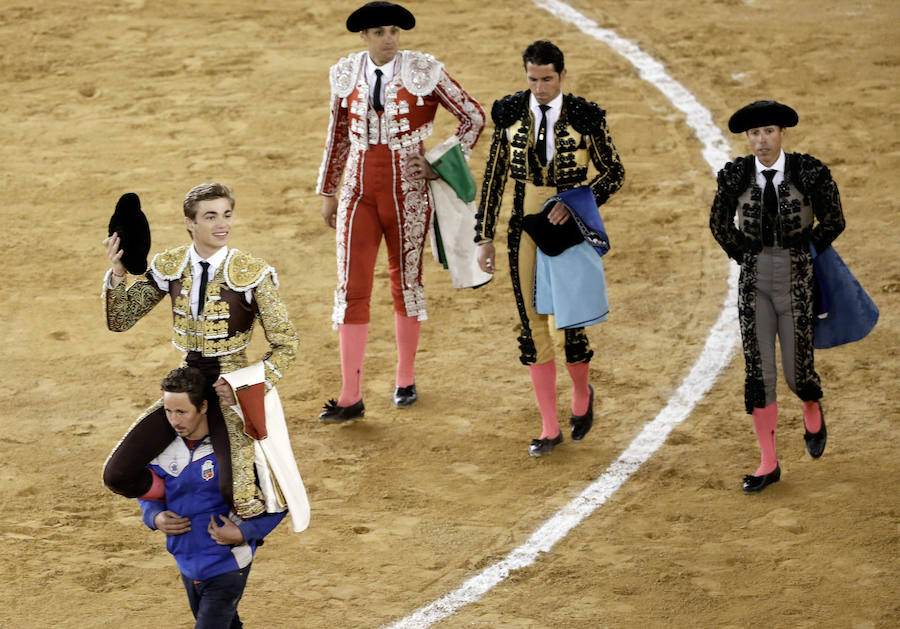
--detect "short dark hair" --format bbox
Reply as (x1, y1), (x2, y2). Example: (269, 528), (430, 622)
(183, 182), (235, 221)
(523, 40), (565, 74)
(161, 366), (207, 411)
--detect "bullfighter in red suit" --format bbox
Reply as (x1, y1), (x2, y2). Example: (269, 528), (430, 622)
(316, 1), (485, 422)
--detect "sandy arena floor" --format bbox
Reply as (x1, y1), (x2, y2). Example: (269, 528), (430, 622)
(1, 1), (897, 627)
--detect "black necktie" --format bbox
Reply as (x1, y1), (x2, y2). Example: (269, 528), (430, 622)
(761, 169), (778, 247)
(536, 104), (551, 166)
(197, 261), (210, 317)
(373, 69), (383, 111)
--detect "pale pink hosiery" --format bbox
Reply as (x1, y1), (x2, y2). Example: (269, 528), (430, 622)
(530, 359), (560, 440)
(752, 401), (779, 476)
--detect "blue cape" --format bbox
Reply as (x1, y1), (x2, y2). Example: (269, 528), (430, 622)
(810, 244), (879, 349)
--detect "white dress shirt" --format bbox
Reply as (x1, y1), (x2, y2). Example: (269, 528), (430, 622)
(108, 244), (250, 317)
(188, 245), (229, 319)
(755, 150), (786, 190)
(529, 92), (563, 164)
(365, 54), (395, 110)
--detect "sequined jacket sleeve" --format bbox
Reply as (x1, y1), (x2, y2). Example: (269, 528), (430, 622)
(709, 157), (753, 261)
(474, 124), (511, 242)
(793, 153), (846, 253)
(315, 93), (352, 197)
(433, 69), (485, 156)
(253, 274), (299, 389)
(103, 270), (167, 332)
(583, 114), (625, 207)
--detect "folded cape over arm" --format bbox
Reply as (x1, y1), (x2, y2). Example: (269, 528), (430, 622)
(221, 363), (310, 533)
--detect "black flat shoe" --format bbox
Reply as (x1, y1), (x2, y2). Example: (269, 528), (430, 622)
(529, 432), (563, 457)
(318, 398), (365, 423)
(803, 404), (827, 459)
(742, 463), (781, 493)
(393, 384), (417, 407)
(570, 385), (594, 441)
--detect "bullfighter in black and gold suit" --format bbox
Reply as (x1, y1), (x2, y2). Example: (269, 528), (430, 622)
(101, 183), (299, 518)
(475, 41), (624, 457)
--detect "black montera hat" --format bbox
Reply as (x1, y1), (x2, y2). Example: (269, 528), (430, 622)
(346, 2), (415, 32)
(108, 192), (151, 275)
(728, 100), (799, 133)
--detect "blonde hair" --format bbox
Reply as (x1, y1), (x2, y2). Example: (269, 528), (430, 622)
(183, 182), (235, 220)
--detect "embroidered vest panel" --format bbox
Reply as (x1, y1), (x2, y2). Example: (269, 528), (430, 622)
(506, 116), (589, 189)
(346, 82), (438, 150)
(168, 277), (256, 357)
(737, 177), (814, 248)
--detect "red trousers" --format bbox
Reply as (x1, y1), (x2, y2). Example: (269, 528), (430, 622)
(336, 142), (430, 324)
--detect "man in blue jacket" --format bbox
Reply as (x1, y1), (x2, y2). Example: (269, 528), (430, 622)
(139, 366), (285, 628)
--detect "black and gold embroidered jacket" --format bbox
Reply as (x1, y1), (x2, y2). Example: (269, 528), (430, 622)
(475, 91), (625, 241)
(709, 152), (845, 260)
(709, 153), (845, 412)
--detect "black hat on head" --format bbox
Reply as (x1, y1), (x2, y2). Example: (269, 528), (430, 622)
(346, 1), (415, 32)
(728, 100), (799, 133)
(108, 192), (151, 275)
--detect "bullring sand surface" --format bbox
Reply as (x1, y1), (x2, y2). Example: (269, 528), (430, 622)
(0, 1), (897, 627)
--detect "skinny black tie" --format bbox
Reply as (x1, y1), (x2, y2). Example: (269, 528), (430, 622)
(761, 169), (778, 247)
(197, 261), (210, 317)
(373, 69), (383, 111)
(536, 104), (551, 166)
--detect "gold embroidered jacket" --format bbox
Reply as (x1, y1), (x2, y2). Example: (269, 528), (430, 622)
(475, 91), (625, 241)
(103, 245), (298, 389)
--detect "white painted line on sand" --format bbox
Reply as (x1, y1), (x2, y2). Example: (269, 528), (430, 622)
(387, 2), (740, 626)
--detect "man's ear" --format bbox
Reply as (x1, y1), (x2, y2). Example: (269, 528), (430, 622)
(184, 216), (194, 234)
(200, 399), (208, 415)
(559, 68), (567, 83)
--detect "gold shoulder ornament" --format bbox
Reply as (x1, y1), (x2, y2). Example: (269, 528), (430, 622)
(150, 245), (191, 281)
(223, 249), (278, 292)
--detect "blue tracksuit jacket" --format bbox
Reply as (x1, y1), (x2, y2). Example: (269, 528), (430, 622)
(138, 435), (285, 581)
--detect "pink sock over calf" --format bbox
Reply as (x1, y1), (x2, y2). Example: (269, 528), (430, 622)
(529, 360), (560, 439)
(338, 323), (368, 406)
(752, 401), (779, 476)
(803, 401), (822, 433)
(394, 313), (420, 388)
(566, 362), (591, 416)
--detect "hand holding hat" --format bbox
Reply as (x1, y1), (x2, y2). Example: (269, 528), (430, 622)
(106, 192), (151, 276)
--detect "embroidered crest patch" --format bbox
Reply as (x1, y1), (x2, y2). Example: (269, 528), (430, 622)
(201, 460), (215, 481)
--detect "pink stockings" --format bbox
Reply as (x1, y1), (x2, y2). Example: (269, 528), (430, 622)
(337, 314), (420, 406)
(751, 401), (779, 476)
(566, 362), (592, 416)
(394, 313), (420, 388)
(337, 323), (369, 406)
(803, 400), (822, 433)
(528, 360), (592, 439)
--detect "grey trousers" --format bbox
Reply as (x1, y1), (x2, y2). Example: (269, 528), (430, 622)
(754, 247), (799, 405)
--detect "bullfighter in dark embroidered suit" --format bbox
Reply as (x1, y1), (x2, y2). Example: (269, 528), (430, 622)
(474, 40), (624, 457)
(709, 100), (845, 493)
(316, 2), (485, 421)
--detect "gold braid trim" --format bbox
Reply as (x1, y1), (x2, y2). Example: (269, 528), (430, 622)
(253, 273), (299, 389)
(103, 270), (166, 332)
(150, 245), (191, 280)
(223, 249), (278, 291)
